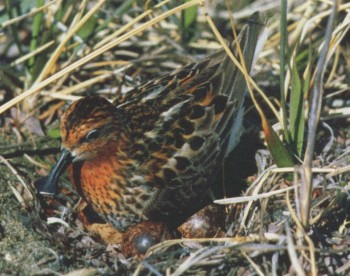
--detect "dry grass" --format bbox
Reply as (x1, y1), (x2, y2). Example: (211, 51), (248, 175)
(0, 0), (349, 274)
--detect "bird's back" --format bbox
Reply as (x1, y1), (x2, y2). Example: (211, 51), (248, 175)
(112, 14), (263, 227)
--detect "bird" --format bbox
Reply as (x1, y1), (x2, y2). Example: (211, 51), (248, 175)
(36, 14), (262, 233)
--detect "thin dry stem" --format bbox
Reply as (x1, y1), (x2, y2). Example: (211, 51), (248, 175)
(286, 190), (317, 276)
(0, 0), (57, 28)
(302, 1), (336, 227)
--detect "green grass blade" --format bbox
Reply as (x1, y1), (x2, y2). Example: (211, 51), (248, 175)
(262, 114), (295, 167)
(28, 0), (45, 77)
(183, 0), (197, 28)
(181, 0), (198, 42)
(289, 61), (304, 157)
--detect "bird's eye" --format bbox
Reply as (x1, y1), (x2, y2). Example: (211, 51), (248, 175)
(85, 129), (100, 142)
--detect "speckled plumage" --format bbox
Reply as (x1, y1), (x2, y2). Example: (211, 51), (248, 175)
(38, 15), (262, 232)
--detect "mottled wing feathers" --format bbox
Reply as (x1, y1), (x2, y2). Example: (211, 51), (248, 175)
(115, 16), (263, 224)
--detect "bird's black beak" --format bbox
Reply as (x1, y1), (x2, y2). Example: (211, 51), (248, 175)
(35, 149), (73, 196)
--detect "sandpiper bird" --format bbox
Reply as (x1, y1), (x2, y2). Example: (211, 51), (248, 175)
(36, 14), (262, 232)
